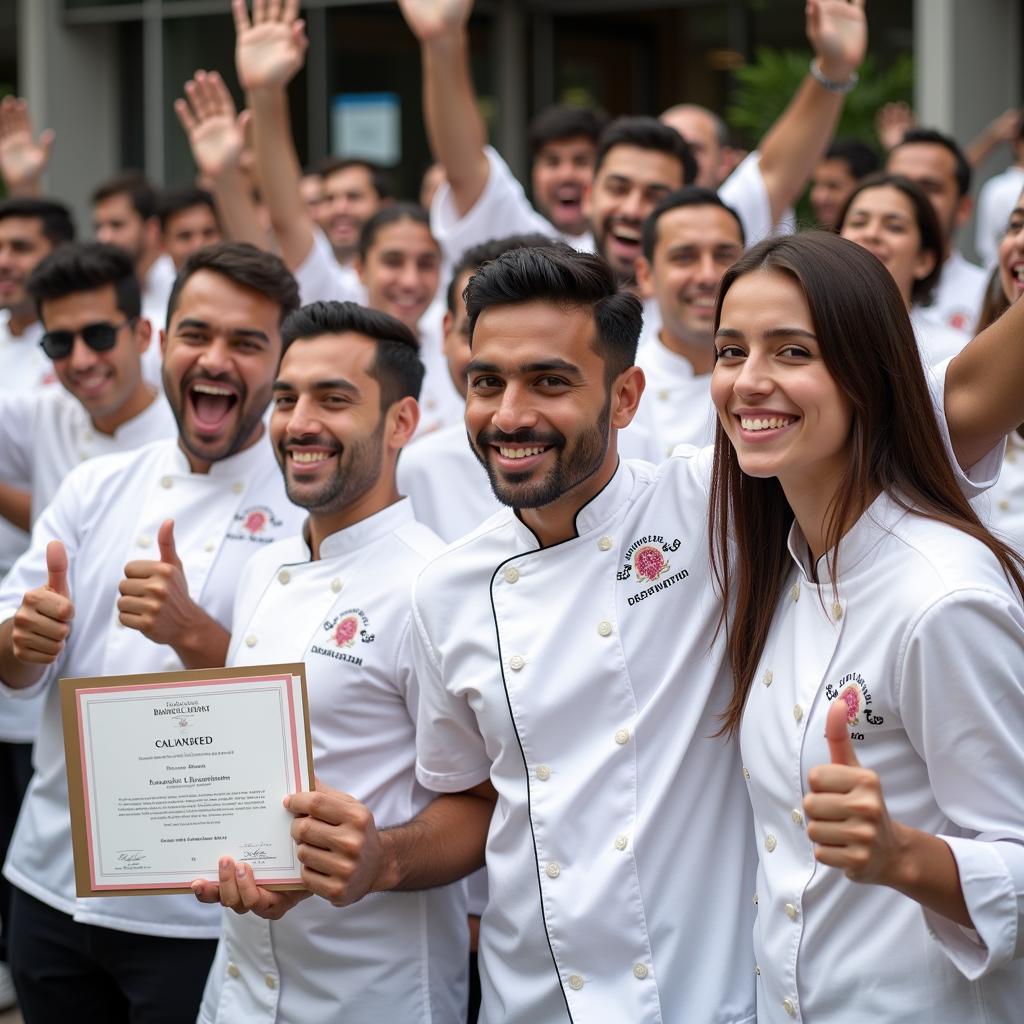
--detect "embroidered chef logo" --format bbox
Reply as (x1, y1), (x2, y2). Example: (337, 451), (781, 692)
(228, 506), (284, 545)
(312, 608), (375, 666)
(825, 672), (884, 741)
(619, 533), (689, 605)
(949, 311), (969, 332)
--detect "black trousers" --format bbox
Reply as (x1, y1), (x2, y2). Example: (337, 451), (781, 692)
(9, 887), (217, 1024)
(0, 740), (34, 964)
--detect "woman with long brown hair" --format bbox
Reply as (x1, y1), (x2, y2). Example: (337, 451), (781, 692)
(709, 230), (1024, 1022)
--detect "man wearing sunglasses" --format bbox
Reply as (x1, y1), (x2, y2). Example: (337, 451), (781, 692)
(0, 244), (305, 1023)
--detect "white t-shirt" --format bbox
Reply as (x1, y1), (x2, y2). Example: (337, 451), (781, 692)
(415, 300), (465, 439)
(292, 227), (366, 307)
(140, 253), (177, 388)
(0, 437), (304, 937)
(975, 164), (1024, 267)
(742, 491), (1024, 1023)
(985, 429), (1024, 554)
(915, 250), (988, 340)
(199, 501), (467, 1024)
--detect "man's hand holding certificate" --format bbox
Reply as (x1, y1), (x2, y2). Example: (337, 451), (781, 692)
(60, 664), (314, 898)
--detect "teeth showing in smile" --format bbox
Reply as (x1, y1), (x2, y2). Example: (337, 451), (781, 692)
(290, 451), (332, 464)
(1014, 265), (1024, 282)
(192, 383), (234, 396)
(740, 416), (795, 431)
(498, 446), (547, 459)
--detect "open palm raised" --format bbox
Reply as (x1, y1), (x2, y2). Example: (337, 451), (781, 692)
(807, 0), (868, 79)
(232, 0), (308, 92)
(397, 0), (474, 41)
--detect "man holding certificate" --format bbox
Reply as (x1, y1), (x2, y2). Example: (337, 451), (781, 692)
(191, 301), (467, 1024)
(0, 243), (304, 1024)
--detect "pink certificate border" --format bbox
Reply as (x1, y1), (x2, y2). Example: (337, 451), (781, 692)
(77, 672), (306, 891)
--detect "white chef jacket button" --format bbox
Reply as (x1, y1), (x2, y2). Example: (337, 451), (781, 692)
(245, 635), (257, 648)
(503, 566), (520, 583)
(204, 541), (215, 553)
(793, 704), (804, 723)
(998, 499), (1010, 511)
(226, 962), (240, 979)
(614, 834), (628, 851)
(232, 482), (244, 494)
(633, 963), (649, 980)
(752, 892), (758, 905)
(568, 974), (584, 991)
(791, 808), (804, 825)
(137, 534), (151, 548)
(264, 974), (277, 990)
(657, 388), (669, 401)
(832, 600), (843, 620)
(545, 862), (560, 879)
(765, 834), (777, 853)
(509, 654), (525, 672)
(277, 569), (291, 584)
(785, 902), (798, 920)
(790, 581), (800, 602)
(330, 577), (343, 593)
(755, 965), (761, 976)
(783, 998), (797, 1017)
(535, 764), (551, 781)
(763, 669), (773, 687)
(160, 476), (173, 489)
(597, 620), (613, 637)
(742, 766), (751, 780)
(614, 728), (630, 745)
(598, 535), (613, 551)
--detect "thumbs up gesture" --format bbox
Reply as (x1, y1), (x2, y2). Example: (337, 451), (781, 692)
(803, 698), (903, 885)
(117, 520), (194, 646)
(10, 540), (75, 664)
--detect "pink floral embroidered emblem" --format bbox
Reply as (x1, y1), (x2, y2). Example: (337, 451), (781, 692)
(244, 510), (268, 534)
(333, 616), (359, 648)
(633, 544), (668, 583)
(838, 683), (862, 725)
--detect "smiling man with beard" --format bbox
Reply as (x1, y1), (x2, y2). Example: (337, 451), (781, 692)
(0, 242), (306, 1024)
(190, 300), (467, 1024)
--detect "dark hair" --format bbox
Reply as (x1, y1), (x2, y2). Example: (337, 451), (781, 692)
(27, 241), (140, 321)
(528, 105), (608, 159)
(465, 244), (642, 383)
(824, 137), (880, 181)
(358, 202), (437, 262)
(594, 117), (697, 186)
(156, 187), (219, 233)
(166, 242), (300, 331)
(641, 187), (745, 261)
(91, 171), (158, 221)
(708, 231), (1024, 736)
(892, 128), (972, 198)
(976, 265), (1010, 336)
(0, 197), (75, 247)
(446, 232), (559, 315)
(317, 157), (394, 201)
(281, 300), (424, 408)
(836, 172), (946, 306)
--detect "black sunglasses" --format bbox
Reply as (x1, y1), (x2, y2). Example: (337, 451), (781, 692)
(40, 318), (136, 360)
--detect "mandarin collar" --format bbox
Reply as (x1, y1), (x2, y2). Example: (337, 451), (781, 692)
(304, 498), (416, 561)
(168, 429), (274, 478)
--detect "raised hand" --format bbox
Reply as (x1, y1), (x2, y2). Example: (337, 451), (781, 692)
(397, 0), (474, 42)
(0, 95), (54, 195)
(11, 541), (74, 664)
(807, 0), (868, 82)
(174, 71), (250, 181)
(803, 697), (903, 884)
(876, 100), (915, 151)
(232, 0), (308, 93)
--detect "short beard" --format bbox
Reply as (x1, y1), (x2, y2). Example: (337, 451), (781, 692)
(472, 396), (611, 510)
(278, 420), (385, 514)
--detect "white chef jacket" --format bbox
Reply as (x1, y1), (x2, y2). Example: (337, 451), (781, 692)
(430, 146), (783, 287)
(413, 449), (760, 1024)
(911, 310), (968, 369)
(141, 253), (177, 388)
(975, 163), (1024, 267)
(0, 387), (175, 525)
(985, 429), (1024, 553)
(416, 300), (465, 439)
(199, 499), (467, 1024)
(741, 491), (1024, 1023)
(292, 227), (367, 307)
(915, 250), (988, 341)
(0, 437), (304, 937)
(634, 335), (716, 455)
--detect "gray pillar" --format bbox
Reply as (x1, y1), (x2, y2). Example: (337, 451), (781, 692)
(496, 0), (528, 183)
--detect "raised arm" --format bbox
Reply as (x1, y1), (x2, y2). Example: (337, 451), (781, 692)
(232, 0), (313, 271)
(0, 96), (54, 199)
(753, 0), (868, 225)
(398, 0), (489, 218)
(174, 71), (266, 250)
(965, 108), (1021, 169)
(944, 294), (1024, 470)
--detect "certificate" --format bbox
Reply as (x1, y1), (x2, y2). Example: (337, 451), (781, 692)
(60, 664), (314, 898)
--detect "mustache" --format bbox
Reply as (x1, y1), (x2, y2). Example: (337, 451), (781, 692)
(277, 434), (342, 458)
(181, 369), (245, 396)
(476, 428), (564, 449)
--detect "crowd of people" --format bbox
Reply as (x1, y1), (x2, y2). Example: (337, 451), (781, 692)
(0, 0), (1021, 1021)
